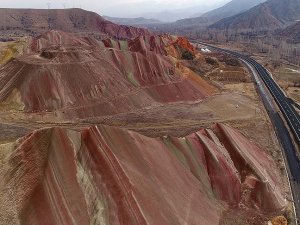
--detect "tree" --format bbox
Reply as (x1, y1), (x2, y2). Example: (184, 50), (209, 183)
(182, 51), (194, 60)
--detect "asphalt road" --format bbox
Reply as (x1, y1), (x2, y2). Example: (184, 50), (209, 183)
(196, 42), (300, 224)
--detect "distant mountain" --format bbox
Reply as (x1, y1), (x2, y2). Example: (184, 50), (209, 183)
(280, 21), (300, 43)
(143, 16), (211, 35)
(0, 8), (151, 39)
(202, 0), (266, 21)
(104, 16), (161, 27)
(169, 17), (211, 29)
(131, 5), (217, 23)
(160, 0), (266, 31)
(210, 0), (300, 30)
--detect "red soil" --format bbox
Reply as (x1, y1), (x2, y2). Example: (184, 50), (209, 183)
(160, 35), (200, 59)
(174, 37), (197, 55)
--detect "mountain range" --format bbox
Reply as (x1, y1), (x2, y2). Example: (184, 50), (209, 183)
(156, 0), (268, 31)
(202, 0), (266, 21)
(103, 16), (161, 27)
(210, 0), (300, 30)
(128, 5), (219, 23)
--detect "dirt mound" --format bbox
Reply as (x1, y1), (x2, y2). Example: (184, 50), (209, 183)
(0, 31), (217, 117)
(0, 123), (285, 225)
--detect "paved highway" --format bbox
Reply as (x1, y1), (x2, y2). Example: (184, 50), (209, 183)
(196, 42), (300, 224)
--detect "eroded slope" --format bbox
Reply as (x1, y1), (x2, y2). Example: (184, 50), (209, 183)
(0, 31), (217, 118)
(0, 123), (286, 225)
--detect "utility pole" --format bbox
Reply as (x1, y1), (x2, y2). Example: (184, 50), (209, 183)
(63, 3), (66, 9)
(47, 2), (52, 29)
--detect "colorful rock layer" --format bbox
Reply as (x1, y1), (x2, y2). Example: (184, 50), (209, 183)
(0, 31), (216, 118)
(0, 123), (286, 225)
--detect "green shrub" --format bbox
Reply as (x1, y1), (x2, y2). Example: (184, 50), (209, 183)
(182, 50), (194, 60)
(205, 57), (217, 65)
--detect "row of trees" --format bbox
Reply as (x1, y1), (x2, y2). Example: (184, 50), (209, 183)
(187, 28), (300, 66)
(255, 37), (300, 66)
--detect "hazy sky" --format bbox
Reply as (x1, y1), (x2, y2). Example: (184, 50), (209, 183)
(0, 0), (231, 17)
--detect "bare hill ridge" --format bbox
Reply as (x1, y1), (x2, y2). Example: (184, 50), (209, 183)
(202, 0), (266, 21)
(210, 0), (300, 30)
(149, 0), (267, 33)
(104, 16), (162, 27)
(0, 8), (152, 39)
